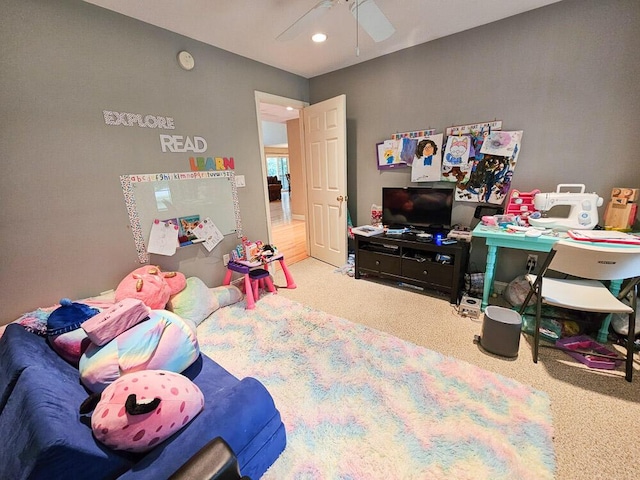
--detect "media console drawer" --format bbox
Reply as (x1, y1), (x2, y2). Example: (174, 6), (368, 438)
(358, 250), (401, 275)
(354, 233), (469, 304)
(401, 257), (453, 286)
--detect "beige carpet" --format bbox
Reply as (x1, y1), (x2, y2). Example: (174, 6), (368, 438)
(270, 257), (640, 480)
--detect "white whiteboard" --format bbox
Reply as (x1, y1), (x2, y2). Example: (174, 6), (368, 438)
(120, 171), (242, 263)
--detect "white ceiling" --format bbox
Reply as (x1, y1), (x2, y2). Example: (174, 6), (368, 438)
(259, 103), (302, 125)
(83, 0), (562, 125)
(83, 0), (562, 79)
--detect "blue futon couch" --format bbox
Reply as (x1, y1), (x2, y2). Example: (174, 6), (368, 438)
(0, 324), (286, 479)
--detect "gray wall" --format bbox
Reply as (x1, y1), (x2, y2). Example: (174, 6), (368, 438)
(310, 0), (640, 283)
(0, 0), (308, 323)
(3, 0), (640, 323)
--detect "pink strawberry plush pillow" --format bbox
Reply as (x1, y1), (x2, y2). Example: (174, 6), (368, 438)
(80, 370), (204, 453)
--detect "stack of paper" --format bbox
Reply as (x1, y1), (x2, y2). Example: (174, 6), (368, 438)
(568, 230), (640, 245)
(352, 225), (384, 237)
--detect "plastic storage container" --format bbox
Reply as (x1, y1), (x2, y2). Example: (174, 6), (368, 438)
(479, 306), (522, 358)
(505, 189), (540, 226)
(555, 335), (621, 369)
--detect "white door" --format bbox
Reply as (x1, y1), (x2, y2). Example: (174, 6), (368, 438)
(302, 94), (348, 267)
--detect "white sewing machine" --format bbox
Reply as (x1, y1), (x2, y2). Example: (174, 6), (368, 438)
(528, 184), (604, 230)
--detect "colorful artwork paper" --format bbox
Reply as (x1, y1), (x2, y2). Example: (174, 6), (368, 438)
(443, 135), (471, 167)
(147, 219), (179, 256)
(378, 129), (437, 170)
(442, 135), (473, 183)
(480, 130), (523, 157)
(193, 217), (224, 252)
(455, 130), (522, 204)
(178, 215), (200, 246)
(399, 137), (418, 165)
(411, 134), (443, 182)
(377, 139), (403, 170)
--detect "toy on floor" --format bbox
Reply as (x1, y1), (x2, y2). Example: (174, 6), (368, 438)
(80, 370), (204, 453)
(458, 295), (481, 318)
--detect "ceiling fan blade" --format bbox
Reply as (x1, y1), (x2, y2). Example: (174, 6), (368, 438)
(350, 0), (395, 43)
(277, 0), (336, 42)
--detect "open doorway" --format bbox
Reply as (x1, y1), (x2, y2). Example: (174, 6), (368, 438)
(255, 92), (309, 266)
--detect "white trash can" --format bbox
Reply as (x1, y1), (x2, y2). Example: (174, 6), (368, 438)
(479, 306), (522, 358)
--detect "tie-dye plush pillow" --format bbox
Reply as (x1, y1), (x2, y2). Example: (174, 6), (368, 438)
(166, 277), (242, 327)
(79, 310), (199, 393)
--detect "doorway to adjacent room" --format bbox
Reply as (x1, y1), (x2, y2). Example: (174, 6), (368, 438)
(265, 147), (308, 265)
(256, 92), (309, 266)
(255, 91), (348, 268)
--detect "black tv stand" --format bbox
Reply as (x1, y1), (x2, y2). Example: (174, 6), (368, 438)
(354, 233), (469, 304)
(389, 225), (448, 234)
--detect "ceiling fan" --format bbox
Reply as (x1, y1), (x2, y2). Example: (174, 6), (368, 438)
(276, 0), (395, 43)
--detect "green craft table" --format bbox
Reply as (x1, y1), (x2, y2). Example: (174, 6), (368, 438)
(471, 224), (624, 343)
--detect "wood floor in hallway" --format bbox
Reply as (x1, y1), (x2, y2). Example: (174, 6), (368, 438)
(270, 191), (308, 266)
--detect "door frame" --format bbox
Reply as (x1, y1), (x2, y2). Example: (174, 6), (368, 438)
(254, 91), (309, 245)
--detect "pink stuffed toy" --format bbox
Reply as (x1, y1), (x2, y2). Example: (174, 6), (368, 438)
(115, 266), (186, 309)
(80, 370), (204, 453)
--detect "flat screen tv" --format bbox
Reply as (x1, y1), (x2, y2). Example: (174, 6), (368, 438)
(382, 187), (454, 231)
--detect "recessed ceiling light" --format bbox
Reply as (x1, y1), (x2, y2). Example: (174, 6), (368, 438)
(286, 106), (294, 111)
(312, 33), (327, 43)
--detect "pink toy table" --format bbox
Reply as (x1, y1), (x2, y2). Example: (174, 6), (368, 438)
(222, 253), (296, 309)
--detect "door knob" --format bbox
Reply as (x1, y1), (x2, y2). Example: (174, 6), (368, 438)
(337, 195), (344, 202)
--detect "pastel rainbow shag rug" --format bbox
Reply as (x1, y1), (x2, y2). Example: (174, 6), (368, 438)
(197, 295), (556, 480)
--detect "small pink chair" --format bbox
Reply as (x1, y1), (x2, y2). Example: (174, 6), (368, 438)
(249, 268), (276, 302)
(223, 253), (296, 309)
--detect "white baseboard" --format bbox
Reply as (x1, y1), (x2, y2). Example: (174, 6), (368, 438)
(292, 214), (305, 221)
